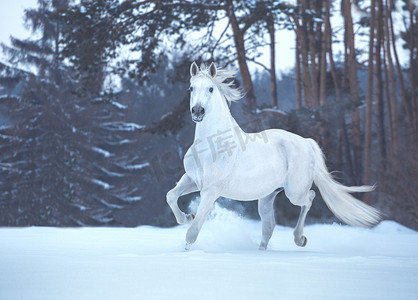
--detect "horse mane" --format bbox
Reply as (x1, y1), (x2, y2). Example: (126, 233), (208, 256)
(191, 64), (244, 104)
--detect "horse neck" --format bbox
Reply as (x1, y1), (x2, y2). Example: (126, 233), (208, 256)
(194, 96), (238, 140)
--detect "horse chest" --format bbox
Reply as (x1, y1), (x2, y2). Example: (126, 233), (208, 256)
(183, 144), (234, 190)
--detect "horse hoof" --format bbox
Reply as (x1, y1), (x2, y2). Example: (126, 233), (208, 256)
(185, 243), (192, 251)
(301, 236), (307, 247)
(295, 236), (307, 247)
(181, 214), (194, 225)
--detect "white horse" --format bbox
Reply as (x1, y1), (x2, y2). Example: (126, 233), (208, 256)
(167, 62), (381, 250)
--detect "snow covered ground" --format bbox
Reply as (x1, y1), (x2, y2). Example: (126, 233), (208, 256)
(0, 206), (417, 300)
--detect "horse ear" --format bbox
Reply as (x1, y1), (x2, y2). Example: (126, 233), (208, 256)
(190, 62), (199, 77)
(209, 62), (217, 78)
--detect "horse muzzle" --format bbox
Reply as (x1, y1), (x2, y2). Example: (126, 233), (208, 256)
(191, 105), (205, 122)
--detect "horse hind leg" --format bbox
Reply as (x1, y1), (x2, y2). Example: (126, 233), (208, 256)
(293, 190), (315, 247)
(258, 190), (280, 250)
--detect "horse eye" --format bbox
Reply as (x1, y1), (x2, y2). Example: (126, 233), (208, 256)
(189, 86), (193, 92)
(209, 87), (213, 93)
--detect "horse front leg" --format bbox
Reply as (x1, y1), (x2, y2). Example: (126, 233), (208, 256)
(166, 173), (198, 225)
(185, 188), (219, 249)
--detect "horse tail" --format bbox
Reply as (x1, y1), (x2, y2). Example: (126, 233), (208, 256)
(309, 139), (382, 228)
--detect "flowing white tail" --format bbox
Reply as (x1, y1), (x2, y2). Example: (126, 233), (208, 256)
(310, 140), (381, 227)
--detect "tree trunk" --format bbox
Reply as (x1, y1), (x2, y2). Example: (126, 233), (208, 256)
(294, 0), (328, 108)
(309, 2), (320, 107)
(409, 6), (418, 137)
(226, 1), (256, 110)
(342, 117), (356, 182)
(384, 0), (399, 157)
(319, 0), (331, 106)
(300, 29), (312, 107)
(327, 18), (341, 103)
(343, 0), (362, 183)
(389, 7), (415, 145)
(364, 0), (376, 185)
(383, 47), (394, 158)
(267, 14), (278, 108)
(295, 39), (302, 109)
(375, 0), (387, 167)
(298, 0), (313, 107)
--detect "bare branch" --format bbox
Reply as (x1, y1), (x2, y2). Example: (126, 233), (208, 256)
(210, 19), (230, 58)
(245, 56), (270, 72)
(159, 0), (227, 11)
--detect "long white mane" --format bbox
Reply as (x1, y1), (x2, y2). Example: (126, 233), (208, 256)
(191, 63), (244, 104)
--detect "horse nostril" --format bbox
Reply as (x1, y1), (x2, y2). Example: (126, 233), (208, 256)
(192, 106), (205, 116)
(191, 105), (205, 122)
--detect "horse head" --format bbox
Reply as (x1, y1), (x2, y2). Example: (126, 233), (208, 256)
(189, 61), (218, 123)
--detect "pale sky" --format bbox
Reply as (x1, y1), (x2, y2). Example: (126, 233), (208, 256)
(0, 0), (38, 49)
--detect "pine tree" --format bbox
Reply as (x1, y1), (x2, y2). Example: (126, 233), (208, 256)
(0, 0), (148, 225)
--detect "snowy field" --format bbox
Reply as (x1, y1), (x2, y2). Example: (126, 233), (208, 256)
(0, 207), (417, 300)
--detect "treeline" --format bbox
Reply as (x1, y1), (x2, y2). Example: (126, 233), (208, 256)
(0, 0), (417, 228)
